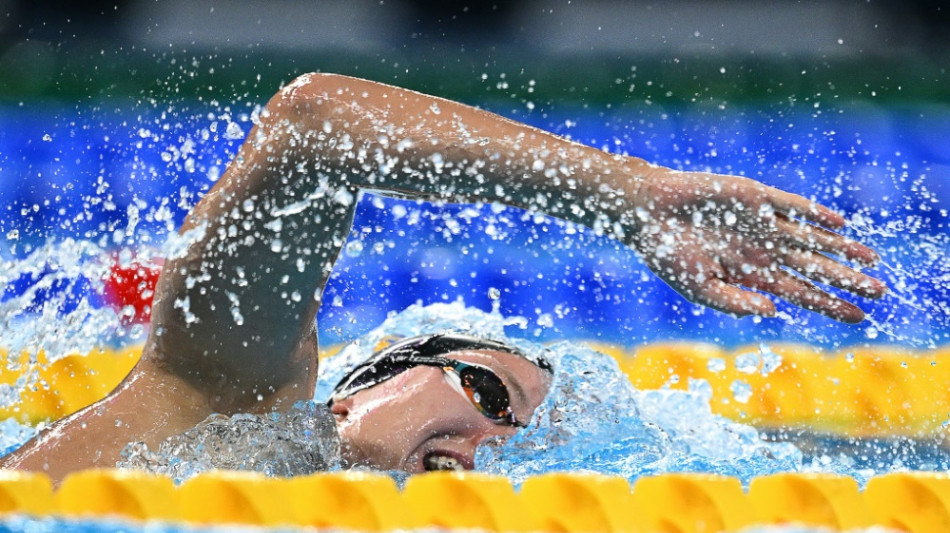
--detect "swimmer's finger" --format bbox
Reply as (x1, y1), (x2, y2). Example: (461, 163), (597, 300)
(693, 278), (777, 318)
(774, 213), (879, 266)
(695, 174), (843, 228)
(754, 270), (866, 324)
(782, 250), (888, 299)
(757, 183), (846, 229)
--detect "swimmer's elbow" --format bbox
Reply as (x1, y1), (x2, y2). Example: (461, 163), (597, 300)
(245, 73), (362, 156)
(271, 72), (364, 117)
(263, 73), (384, 165)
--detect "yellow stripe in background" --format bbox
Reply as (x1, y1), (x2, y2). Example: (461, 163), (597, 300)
(594, 342), (950, 438)
(2, 343), (950, 531)
(1, 469), (949, 532)
(2, 342), (949, 437)
(0, 346), (141, 424)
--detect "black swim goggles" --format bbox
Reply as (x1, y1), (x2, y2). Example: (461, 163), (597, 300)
(329, 334), (540, 428)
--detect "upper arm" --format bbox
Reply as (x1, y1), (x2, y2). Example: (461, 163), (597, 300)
(145, 76), (351, 410)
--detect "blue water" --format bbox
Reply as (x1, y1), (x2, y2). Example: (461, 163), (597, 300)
(1, 101), (948, 352)
(0, 98), (948, 532)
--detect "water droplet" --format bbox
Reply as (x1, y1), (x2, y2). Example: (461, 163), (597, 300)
(734, 351), (760, 374)
(224, 121), (244, 140)
(758, 344), (782, 376)
(333, 187), (354, 206)
(707, 358), (726, 373)
(345, 240), (363, 258)
(488, 287), (501, 300)
(731, 380), (752, 404)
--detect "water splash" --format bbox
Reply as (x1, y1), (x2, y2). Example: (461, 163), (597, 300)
(0, 239), (137, 410)
(117, 401), (341, 483)
(0, 418), (36, 456)
(317, 302), (802, 486)
(475, 341), (802, 486)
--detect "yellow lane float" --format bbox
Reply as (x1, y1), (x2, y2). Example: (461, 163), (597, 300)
(3, 342), (949, 436)
(1, 470), (947, 532)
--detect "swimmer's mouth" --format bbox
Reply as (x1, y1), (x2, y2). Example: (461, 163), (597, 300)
(422, 450), (468, 471)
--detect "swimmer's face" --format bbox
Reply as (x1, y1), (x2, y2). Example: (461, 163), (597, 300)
(330, 349), (550, 472)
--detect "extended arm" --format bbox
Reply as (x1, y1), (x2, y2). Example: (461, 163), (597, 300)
(151, 72), (884, 398)
(149, 72), (667, 404)
(2, 73), (884, 482)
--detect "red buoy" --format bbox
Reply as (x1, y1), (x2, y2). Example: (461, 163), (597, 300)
(102, 256), (163, 324)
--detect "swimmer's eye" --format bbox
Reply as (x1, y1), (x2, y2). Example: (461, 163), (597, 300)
(441, 362), (523, 427)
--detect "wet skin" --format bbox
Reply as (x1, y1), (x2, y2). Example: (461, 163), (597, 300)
(331, 349), (550, 472)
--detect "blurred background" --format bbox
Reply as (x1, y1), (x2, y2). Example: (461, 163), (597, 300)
(1, 0), (948, 351)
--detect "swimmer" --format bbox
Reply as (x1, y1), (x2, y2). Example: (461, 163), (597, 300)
(0, 73), (886, 483)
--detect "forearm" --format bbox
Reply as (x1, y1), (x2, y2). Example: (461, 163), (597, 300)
(285, 73), (653, 237)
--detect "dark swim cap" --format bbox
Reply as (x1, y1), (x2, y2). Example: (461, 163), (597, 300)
(330, 333), (552, 401)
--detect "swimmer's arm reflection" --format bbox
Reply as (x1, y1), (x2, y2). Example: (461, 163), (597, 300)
(0, 73), (885, 483)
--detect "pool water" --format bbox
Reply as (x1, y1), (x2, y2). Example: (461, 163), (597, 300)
(1, 101), (947, 351)
(1, 96), (948, 532)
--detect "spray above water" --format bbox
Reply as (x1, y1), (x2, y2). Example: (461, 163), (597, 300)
(118, 401), (341, 482)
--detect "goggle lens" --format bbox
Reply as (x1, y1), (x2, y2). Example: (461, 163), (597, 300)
(452, 363), (515, 422)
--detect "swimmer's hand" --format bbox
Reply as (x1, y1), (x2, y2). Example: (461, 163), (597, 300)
(630, 169), (887, 323)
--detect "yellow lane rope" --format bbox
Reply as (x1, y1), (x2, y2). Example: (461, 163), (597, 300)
(0, 469), (947, 532)
(2, 342), (949, 437)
